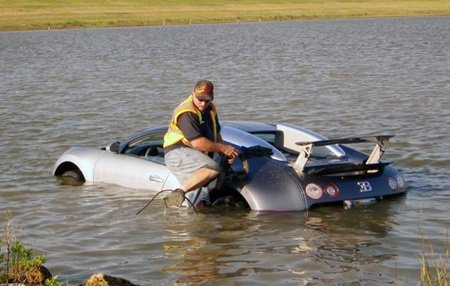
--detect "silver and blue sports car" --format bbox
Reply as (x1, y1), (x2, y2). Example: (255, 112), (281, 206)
(53, 121), (407, 211)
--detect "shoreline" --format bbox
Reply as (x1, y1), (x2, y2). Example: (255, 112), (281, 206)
(1, 0), (449, 32)
(2, 15), (450, 34)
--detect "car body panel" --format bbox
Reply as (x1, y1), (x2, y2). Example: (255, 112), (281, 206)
(299, 165), (404, 208)
(220, 126), (286, 161)
(93, 153), (171, 191)
(238, 157), (308, 211)
(53, 147), (104, 182)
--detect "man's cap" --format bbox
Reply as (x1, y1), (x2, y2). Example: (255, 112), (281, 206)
(193, 80), (214, 101)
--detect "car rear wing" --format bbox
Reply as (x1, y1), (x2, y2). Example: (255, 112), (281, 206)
(293, 135), (394, 173)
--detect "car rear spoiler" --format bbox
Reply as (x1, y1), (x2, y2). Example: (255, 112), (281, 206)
(293, 135), (394, 174)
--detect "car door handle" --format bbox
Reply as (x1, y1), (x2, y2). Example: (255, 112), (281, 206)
(149, 175), (163, 183)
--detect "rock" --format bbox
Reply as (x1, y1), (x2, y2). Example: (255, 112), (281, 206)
(26, 265), (52, 285)
(8, 264), (52, 285)
(84, 273), (138, 286)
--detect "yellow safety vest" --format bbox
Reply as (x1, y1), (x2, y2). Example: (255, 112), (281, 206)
(163, 95), (218, 148)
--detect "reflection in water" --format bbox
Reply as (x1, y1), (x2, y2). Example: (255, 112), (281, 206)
(158, 200), (403, 285)
(300, 203), (401, 284)
(161, 210), (254, 284)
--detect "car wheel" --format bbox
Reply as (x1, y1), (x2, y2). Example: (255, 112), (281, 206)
(60, 169), (84, 186)
(211, 195), (249, 209)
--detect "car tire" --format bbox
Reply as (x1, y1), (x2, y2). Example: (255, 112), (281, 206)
(211, 195), (248, 209)
(60, 169), (84, 185)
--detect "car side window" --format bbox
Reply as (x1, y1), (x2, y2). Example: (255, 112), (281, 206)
(250, 132), (277, 146)
(124, 133), (165, 163)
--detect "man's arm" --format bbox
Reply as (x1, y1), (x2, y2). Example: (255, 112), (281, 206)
(190, 136), (237, 159)
(178, 112), (238, 160)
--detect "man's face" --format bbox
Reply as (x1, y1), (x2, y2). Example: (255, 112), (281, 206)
(193, 95), (212, 112)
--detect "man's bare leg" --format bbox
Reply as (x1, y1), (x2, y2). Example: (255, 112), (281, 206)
(182, 167), (219, 193)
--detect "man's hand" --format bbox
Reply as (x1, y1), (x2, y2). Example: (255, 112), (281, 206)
(163, 189), (186, 207)
(189, 136), (239, 164)
(221, 144), (239, 164)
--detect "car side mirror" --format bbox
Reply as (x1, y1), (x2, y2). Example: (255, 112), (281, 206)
(106, 141), (120, 153)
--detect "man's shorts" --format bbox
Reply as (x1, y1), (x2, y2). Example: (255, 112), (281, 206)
(165, 147), (220, 206)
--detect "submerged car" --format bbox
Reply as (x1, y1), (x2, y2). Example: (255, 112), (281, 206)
(53, 121), (406, 211)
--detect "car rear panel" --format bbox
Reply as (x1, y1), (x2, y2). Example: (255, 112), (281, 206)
(300, 165), (406, 208)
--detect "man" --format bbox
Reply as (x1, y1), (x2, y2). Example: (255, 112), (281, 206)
(163, 80), (239, 208)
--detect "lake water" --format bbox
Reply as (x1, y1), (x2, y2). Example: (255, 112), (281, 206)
(1, 16), (449, 285)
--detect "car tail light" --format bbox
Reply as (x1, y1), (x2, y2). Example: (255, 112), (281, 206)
(323, 183), (339, 198)
(395, 174), (405, 190)
(305, 183), (323, 199)
(388, 177), (398, 191)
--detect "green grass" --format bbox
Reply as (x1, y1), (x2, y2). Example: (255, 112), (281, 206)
(1, 211), (63, 286)
(1, 0), (450, 31)
(418, 225), (449, 286)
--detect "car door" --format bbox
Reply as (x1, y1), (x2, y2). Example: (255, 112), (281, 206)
(93, 132), (172, 191)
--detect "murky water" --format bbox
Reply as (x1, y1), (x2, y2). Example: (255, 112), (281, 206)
(1, 17), (449, 285)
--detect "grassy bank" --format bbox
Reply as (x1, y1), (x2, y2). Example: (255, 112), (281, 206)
(1, 0), (450, 31)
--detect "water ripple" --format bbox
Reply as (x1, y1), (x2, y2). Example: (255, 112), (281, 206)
(1, 17), (449, 285)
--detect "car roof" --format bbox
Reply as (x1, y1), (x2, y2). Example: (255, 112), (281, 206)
(223, 121), (276, 133)
(125, 121), (277, 144)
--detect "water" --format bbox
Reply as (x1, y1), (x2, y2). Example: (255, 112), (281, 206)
(1, 17), (449, 285)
